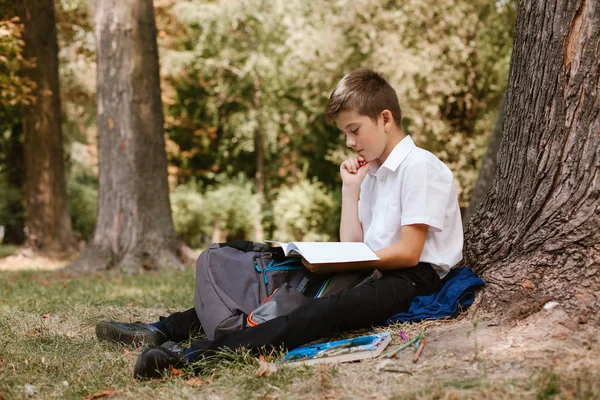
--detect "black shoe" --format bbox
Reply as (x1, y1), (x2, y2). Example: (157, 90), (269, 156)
(133, 341), (189, 379)
(95, 321), (168, 346)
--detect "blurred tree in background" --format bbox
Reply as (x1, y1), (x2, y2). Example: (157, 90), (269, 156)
(14, 0), (77, 253)
(0, 15), (35, 244)
(0, 0), (517, 251)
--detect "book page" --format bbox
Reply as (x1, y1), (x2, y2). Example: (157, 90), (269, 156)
(289, 242), (379, 264)
(264, 240), (296, 256)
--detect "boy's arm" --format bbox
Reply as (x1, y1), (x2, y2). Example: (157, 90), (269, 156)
(339, 184), (363, 242)
(303, 224), (428, 273)
(338, 156), (373, 242)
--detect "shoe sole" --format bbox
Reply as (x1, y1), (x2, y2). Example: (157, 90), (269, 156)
(95, 322), (164, 347)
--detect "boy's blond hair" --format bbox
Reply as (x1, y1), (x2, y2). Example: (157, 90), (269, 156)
(326, 68), (403, 126)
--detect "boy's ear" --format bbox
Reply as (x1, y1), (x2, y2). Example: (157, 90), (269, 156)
(381, 110), (392, 129)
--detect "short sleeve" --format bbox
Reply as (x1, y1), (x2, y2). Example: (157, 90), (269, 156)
(400, 160), (453, 232)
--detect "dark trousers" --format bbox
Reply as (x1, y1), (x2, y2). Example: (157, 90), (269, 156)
(161, 262), (442, 354)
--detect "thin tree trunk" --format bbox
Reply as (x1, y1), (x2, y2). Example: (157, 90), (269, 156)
(15, 0), (77, 253)
(464, 94), (506, 224)
(465, 0), (600, 319)
(253, 76), (265, 242)
(69, 0), (194, 272)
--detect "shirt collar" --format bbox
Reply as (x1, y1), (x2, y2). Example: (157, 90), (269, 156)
(367, 135), (416, 176)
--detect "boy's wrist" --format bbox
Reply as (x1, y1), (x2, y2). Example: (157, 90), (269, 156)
(342, 184), (360, 197)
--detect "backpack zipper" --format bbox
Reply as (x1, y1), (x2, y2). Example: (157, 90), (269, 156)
(261, 259), (304, 284)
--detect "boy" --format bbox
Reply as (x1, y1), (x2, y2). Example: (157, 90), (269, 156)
(97, 68), (463, 378)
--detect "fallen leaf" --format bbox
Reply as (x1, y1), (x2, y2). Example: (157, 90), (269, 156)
(42, 313), (51, 319)
(83, 389), (123, 399)
(255, 360), (277, 377)
(170, 366), (183, 376)
(520, 280), (535, 290)
(184, 378), (206, 387)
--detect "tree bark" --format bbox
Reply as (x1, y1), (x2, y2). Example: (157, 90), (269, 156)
(69, 0), (193, 272)
(465, 0), (600, 319)
(15, 0), (77, 253)
(464, 94), (506, 224)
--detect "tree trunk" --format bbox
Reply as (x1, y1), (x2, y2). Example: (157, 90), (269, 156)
(465, 0), (600, 319)
(253, 76), (265, 242)
(463, 94), (506, 224)
(15, 0), (77, 253)
(69, 0), (193, 272)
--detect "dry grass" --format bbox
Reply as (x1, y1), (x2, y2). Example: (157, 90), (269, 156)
(1, 247), (599, 399)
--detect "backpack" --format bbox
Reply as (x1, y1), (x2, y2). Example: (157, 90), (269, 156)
(194, 240), (382, 340)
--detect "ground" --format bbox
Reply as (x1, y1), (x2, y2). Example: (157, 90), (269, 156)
(0, 249), (598, 399)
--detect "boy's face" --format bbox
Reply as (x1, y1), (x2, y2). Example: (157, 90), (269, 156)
(336, 109), (388, 163)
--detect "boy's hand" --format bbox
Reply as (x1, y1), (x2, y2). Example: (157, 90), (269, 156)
(340, 156), (374, 187)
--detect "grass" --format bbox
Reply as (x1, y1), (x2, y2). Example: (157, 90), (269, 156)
(0, 268), (319, 399)
(1, 266), (599, 399)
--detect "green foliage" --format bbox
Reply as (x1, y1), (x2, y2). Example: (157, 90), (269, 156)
(170, 182), (211, 248)
(163, 0), (517, 210)
(0, 172), (22, 237)
(272, 178), (338, 242)
(204, 175), (259, 241)
(171, 176), (258, 245)
(0, 17), (36, 110)
(66, 179), (96, 242)
(66, 152), (97, 241)
(164, 0), (347, 191)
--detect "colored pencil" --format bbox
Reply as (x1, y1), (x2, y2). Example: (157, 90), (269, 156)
(383, 335), (420, 358)
(413, 339), (426, 362)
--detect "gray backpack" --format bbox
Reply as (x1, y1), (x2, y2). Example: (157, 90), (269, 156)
(194, 240), (382, 340)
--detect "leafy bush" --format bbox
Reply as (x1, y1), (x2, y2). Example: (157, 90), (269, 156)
(272, 178), (338, 242)
(171, 177), (258, 247)
(67, 166), (97, 241)
(203, 175), (259, 241)
(170, 182), (211, 248)
(0, 172), (22, 242)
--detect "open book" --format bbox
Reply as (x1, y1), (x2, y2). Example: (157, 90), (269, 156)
(265, 241), (380, 264)
(278, 332), (391, 366)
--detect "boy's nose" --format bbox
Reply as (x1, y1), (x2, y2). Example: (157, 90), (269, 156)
(346, 136), (357, 148)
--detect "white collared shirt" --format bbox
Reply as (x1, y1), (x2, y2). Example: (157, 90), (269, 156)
(358, 136), (463, 278)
